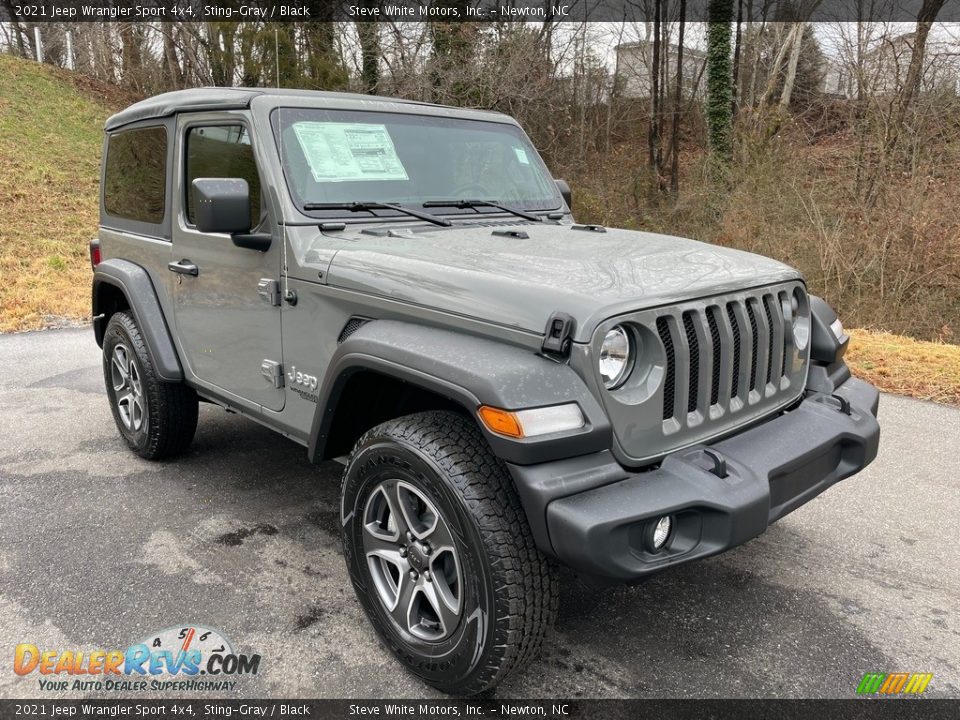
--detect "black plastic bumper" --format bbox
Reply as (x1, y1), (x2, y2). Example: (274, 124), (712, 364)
(507, 376), (880, 581)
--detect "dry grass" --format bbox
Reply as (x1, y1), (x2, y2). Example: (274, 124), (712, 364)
(847, 329), (960, 406)
(0, 57), (957, 409)
(0, 55), (135, 332)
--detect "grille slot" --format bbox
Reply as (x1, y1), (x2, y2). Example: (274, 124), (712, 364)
(746, 300), (760, 391)
(763, 296), (776, 385)
(707, 307), (722, 406)
(779, 291), (789, 378)
(727, 304), (742, 399)
(657, 317), (676, 421)
(682, 311), (700, 414)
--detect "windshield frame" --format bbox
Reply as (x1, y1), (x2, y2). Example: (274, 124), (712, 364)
(269, 106), (563, 222)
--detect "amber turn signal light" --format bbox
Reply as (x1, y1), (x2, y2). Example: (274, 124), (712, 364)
(477, 406), (524, 438)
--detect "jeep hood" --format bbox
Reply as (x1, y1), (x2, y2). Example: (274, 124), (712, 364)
(310, 224), (801, 343)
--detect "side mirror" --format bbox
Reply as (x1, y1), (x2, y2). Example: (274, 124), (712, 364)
(555, 178), (572, 209)
(192, 178), (251, 234)
(192, 178), (271, 251)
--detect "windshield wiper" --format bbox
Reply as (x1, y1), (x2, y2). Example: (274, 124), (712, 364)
(422, 199), (543, 223)
(302, 201), (451, 227)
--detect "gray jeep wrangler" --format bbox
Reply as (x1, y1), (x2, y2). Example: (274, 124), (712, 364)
(92, 88), (880, 695)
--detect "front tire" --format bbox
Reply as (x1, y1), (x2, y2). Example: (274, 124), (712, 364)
(102, 312), (198, 460)
(340, 411), (557, 695)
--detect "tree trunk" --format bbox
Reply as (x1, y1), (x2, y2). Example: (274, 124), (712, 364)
(647, 0), (662, 185)
(670, 1), (687, 194)
(731, 0), (743, 115)
(779, 22), (806, 108)
(706, 3), (734, 159)
(162, 25), (184, 90)
(863, 0), (947, 205)
(890, 3), (945, 137)
(759, 22), (799, 108)
(357, 19), (380, 94)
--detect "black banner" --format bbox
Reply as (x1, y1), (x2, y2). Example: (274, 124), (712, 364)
(1, 700), (960, 720)
(2, 0), (960, 23)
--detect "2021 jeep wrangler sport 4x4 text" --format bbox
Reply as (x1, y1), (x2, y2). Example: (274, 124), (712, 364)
(92, 88), (880, 695)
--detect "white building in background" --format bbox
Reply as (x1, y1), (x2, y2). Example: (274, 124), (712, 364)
(823, 32), (960, 98)
(614, 40), (708, 99)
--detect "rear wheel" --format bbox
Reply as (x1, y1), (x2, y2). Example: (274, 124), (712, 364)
(340, 411), (557, 695)
(102, 312), (198, 460)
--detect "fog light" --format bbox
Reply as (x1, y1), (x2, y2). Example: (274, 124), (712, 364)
(652, 516), (672, 550)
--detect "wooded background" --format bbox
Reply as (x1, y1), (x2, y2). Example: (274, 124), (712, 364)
(2, 5), (958, 342)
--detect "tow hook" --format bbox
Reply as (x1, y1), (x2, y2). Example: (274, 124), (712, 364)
(702, 449), (729, 478)
(829, 394), (852, 415)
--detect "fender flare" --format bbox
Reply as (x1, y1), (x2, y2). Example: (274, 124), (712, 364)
(308, 320), (611, 466)
(93, 259), (184, 382)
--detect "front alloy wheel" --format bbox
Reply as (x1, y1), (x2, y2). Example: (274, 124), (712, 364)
(341, 411), (557, 695)
(363, 480), (463, 642)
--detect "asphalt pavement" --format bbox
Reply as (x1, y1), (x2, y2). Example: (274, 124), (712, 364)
(0, 327), (957, 699)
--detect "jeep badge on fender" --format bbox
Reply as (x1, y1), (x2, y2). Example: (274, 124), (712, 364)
(91, 88), (880, 696)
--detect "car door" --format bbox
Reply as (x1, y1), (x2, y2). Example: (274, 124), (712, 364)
(170, 114), (284, 411)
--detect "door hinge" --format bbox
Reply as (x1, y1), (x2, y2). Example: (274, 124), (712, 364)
(257, 278), (281, 307)
(261, 359), (284, 388)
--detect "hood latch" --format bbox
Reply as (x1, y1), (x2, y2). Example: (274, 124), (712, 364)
(542, 312), (575, 357)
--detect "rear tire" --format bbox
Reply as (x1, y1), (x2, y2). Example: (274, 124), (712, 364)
(102, 312), (198, 460)
(340, 411), (557, 695)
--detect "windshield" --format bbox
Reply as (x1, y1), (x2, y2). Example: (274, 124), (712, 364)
(272, 108), (562, 219)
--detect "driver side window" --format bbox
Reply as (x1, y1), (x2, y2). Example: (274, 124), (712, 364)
(184, 124), (263, 227)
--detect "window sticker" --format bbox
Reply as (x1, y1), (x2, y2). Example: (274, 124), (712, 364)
(513, 147), (530, 165)
(291, 122), (409, 182)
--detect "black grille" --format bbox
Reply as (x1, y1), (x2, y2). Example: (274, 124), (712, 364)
(746, 300), (760, 392)
(657, 317), (675, 421)
(682, 311), (699, 413)
(727, 304), (741, 399)
(707, 307), (722, 406)
(649, 285), (802, 433)
(337, 317), (368, 343)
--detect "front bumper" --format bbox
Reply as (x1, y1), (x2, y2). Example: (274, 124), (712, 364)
(507, 376), (880, 581)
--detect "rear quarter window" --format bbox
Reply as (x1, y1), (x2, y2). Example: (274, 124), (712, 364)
(103, 127), (167, 224)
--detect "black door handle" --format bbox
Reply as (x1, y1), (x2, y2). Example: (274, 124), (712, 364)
(168, 259), (199, 276)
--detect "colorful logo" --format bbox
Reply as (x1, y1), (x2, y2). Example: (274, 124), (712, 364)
(856, 673), (933, 695)
(13, 625), (260, 692)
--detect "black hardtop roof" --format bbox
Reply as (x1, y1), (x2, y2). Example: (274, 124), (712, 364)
(104, 87), (502, 131)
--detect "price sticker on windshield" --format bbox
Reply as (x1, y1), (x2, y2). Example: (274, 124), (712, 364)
(292, 122), (409, 183)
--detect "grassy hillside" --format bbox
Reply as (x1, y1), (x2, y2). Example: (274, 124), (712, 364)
(0, 55), (957, 406)
(0, 55), (135, 332)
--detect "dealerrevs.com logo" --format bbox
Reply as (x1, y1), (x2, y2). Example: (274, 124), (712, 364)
(13, 625), (261, 692)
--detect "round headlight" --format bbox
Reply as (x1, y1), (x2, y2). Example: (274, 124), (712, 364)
(599, 326), (632, 389)
(791, 288), (810, 350)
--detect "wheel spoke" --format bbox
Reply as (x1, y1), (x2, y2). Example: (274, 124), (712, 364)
(365, 483), (405, 541)
(111, 347), (129, 392)
(129, 362), (142, 396)
(429, 548), (462, 617)
(131, 396), (144, 431)
(118, 393), (134, 429)
(395, 481), (438, 540)
(392, 571), (416, 627)
(362, 525), (402, 557)
(423, 515), (456, 549)
(419, 578), (460, 636)
(383, 482), (413, 538)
